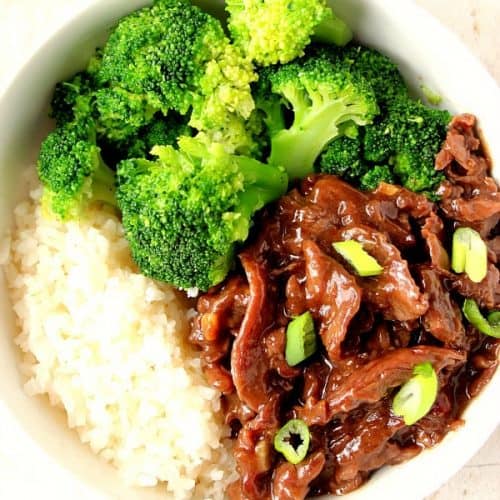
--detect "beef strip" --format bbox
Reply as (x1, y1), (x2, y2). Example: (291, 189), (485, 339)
(299, 346), (465, 426)
(418, 267), (466, 346)
(449, 263), (500, 310)
(323, 399), (409, 495)
(303, 240), (361, 361)
(231, 253), (275, 412)
(265, 327), (301, 379)
(338, 225), (429, 321)
(436, 113), (500, 239)
(271, 451), (326, 500)
(229, 394), (282, 500)
(487, 236), (500, 262)
(421, 212), (450, 270)
(190, 276), (249, 394)
(440, 194), (500, 234)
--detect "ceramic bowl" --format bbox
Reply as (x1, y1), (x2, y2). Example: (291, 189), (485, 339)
(0, 1), (499, 498)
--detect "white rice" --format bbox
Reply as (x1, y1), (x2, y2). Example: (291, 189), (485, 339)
(1, 170), (236, 499)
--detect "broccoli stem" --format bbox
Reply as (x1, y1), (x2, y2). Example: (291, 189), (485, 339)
(263, 100), (286, 136)
(313, 14), (352, 47)
(237, 156), (289, 196)
(229, 158), (288, 242)
(269, 98), (365, 180)
(233, 187), (280, 241)
(92, 156), (117, 207)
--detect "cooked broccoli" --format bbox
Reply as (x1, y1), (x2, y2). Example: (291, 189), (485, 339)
(363, 118), (394, 163)
(140, 115), (193, 151)
(117, 136), (288, 290)
(365, 97), (450, 192)
(50, 49), (103, 126)
(226, 0), (352, 66)
(309, 43), (449, 192)
(318, 126), (365, 179)
(359, 165), (395, 191)
(97, 0), (257, 152)
(192, 110), (260, 156)
(50, 72), (95, 126)
(99, 113), (193, 166)
(257, 52), (378, 179)
(310, 43), (409, 165)
(94, 87), (156, 142)
(38, 0), (454, 294)
(318, 97), (450, 193)
(98, 0), (211, 113)
(340, 44), (409, 107)
(37, 118), (116, 220)
(130, 113), (193, 158)
(335, 45), (449, 192)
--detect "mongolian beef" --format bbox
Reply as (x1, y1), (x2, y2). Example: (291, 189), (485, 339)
(190, 114), (500, 499)
(6, 2), (500, 498)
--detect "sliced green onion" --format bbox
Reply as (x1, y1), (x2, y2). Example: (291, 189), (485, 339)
(451, 228), (468, 273)
(392, 361), (438, 426)
(451, 227), (487, 283)
(487, 311), (500, 327)
(420, 84), (443, 106)
(285, 311), (317, 366)
(462, 299), (500, 338)
(333, 240), (383, 277)
(274, 419), (310, 465)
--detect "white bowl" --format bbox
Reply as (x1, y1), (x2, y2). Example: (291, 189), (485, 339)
(0, 1), (499, 499)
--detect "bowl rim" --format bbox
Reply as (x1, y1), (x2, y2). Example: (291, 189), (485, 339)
(0, 1), (499, 499)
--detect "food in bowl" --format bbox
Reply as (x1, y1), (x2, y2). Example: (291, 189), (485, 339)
(192, 114), (500, 496)
(1, 0), (499, 499)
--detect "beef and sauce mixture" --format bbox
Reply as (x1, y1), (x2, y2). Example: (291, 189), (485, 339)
(190, 114), (500, 499)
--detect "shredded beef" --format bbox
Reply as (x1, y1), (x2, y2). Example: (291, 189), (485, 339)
(303, 240), (361, 361)
(298, 347), (465, 426)
(230, 253), (276, 412)
(338, 225), (429, 321)
(421, 212), (450, 270)
(189, 114), (500, 500)
(418, 267), (466, 346)
(272, 451), (326, 500)
(437, 114), (500, 238)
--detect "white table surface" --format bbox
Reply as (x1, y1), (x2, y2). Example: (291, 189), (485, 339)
(0, 0), (499, 499)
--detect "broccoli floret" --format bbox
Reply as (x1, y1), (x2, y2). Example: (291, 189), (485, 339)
(226, 0), (352, 66)
(37, 118), (116, 220)
(341, 44), (409, 107)
(129, 113), (193, 158)
(257, 52), (378, 180)
(99, 113), (193, 165)
(305, 43), (408, 164)
(359, 165), (395, 191)
(252, 68), (286, 138)
(141, 115), (193, 150)
(363, 119), (394, 163)
(191, 110), (260, 156)
(318, 125), (366, 178)
(365, 97), (450, 192)
(50, 49), (103, 127)
(97, 0), (257, 152)
(98, 0), (212, 113)
(95, 87), (157, 142)
(50, 72), (95, 126)
(307, 43), (409, 107)
(117, 136), (288, 290)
